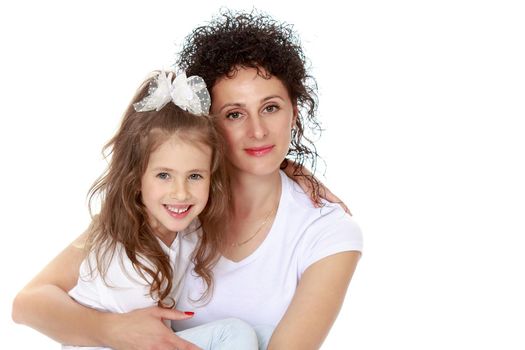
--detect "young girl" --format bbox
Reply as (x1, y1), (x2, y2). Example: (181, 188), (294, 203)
(62, 70), (258, 349)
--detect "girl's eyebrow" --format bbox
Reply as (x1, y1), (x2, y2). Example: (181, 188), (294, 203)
(187, 169), (210, 174)
(152, 167), (209, 173)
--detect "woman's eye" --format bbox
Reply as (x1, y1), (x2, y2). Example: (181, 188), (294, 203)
(189, 173), (203, 180)
(156, 172), (170, 180)
(264, 104), (280, 113)
(226, 111), (242, 120)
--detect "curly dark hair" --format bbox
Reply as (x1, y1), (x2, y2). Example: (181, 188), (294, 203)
(177, 9), (324, 198)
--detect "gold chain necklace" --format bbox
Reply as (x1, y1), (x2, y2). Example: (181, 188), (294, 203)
(231, 207), (277, 247)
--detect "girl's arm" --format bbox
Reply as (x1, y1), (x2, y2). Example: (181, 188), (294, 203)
(12, 233), (200, 350)
(267, 251), (360, 350)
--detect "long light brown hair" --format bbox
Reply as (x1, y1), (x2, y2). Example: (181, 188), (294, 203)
(86, 72), (229, 307)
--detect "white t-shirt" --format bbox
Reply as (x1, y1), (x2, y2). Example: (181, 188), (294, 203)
(173, 171), (363, 331)
(64, 228), (198, 349)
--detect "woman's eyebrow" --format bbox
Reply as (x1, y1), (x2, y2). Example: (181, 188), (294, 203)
(218, 96), (285, 112)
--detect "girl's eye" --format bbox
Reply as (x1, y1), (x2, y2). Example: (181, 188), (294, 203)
(156, 172), (170, 180)
(226, 111), (242, 120)
(189, 173), (203, 180)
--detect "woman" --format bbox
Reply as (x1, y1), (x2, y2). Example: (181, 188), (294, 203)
(12, 10), (362, 350)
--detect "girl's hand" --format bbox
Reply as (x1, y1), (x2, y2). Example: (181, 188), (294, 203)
(106, 306), (201, 350)
(282, 161), (351, 215)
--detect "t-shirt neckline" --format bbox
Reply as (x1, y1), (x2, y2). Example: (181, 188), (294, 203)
(220, 171), (288, 268)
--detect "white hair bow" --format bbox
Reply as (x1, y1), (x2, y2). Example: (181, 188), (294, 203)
(133, 71), (211, 115)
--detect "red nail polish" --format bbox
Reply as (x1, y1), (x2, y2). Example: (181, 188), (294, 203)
(184, 311), (195, 316)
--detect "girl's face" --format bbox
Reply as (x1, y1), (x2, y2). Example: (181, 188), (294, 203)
(211, 67), (296, 177)
(141, 134), (211, 244)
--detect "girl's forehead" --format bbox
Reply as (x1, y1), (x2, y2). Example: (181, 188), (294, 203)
(148, 134), (212, 168)
(148, 130), (211, 159)
(162, 132), (211, 149)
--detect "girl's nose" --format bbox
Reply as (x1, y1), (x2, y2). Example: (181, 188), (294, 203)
(170, 181), (190, 201)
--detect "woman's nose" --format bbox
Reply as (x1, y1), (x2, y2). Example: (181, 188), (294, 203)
(248, 116), (268, 139)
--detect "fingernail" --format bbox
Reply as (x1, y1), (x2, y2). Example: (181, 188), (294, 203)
(184, 311), (195, 316)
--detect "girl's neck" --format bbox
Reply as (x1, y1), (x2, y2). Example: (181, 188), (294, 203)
(230, 169), (282, 218)
(155, 231), (177, 247)
(149, 216), (177, 247)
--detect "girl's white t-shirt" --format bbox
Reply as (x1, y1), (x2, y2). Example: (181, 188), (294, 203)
(67, 229), (197, 313)
(172, 171), (363, 331)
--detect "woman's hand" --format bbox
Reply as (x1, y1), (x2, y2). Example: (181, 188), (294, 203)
(106, 306), (201, 350)
(282, 161), (351, 214)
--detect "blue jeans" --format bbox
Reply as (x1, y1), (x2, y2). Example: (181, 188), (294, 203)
(253, 324), (274, 349)
(177, 318), (259, 349)
(62, 318), (265, 350)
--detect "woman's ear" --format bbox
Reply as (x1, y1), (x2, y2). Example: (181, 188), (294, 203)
(292, 105), (299, 128)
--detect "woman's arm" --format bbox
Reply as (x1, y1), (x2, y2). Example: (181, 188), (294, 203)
(268, 251), (360, 350)
(12, 233), (200, 350)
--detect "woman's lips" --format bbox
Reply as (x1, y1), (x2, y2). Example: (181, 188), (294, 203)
(244, 145), (274, 157)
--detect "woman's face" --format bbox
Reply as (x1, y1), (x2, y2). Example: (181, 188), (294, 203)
(210, 67), (296, 177)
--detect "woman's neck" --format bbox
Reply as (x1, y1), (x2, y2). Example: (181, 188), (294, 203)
(229, 169), (282, 218)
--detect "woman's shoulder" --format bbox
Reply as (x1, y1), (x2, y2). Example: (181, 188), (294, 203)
(278, 171), (363, 246)
(280, 171), (351, 220)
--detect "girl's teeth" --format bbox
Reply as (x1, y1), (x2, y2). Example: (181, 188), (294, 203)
(166, 205), (190, 214)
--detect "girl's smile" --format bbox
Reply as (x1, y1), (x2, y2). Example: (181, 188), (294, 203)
(164, 204), (192, 219)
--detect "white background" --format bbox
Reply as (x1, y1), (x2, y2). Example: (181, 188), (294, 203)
(1, 1), (524, 349)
